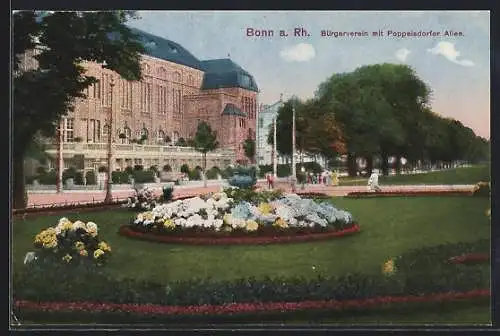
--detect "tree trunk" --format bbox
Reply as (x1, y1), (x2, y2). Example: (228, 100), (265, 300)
(381, 153), (389, 176)
(203, 153), (207, 188)
(366, 156), (373, 176)
(13, 154), (27, 209)
(395, 155), (402, 175)
(347, 153), (357, 177)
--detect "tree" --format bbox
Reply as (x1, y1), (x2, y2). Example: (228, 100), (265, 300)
(242, 137), (256, 164)
(194, 121), (219, 187)
(13, 11), (145, 208)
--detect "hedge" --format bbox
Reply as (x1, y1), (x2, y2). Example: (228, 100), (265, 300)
(13, 239), (489, 309)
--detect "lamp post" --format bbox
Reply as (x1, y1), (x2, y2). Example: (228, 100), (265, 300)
(104, 76), (115, 204)
(291, 102), (297, 192)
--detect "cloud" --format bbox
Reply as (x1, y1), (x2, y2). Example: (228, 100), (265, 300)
(395, 48), (411, 62)
(280, 43), (316, 62)
(427, 41), (475, 66)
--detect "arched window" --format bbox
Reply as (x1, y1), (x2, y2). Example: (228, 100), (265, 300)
(103, 124), (110, 137)
(157, 129), (165, 143)
(158, 67), (167, 78)
(188, 75), (194, 85)
(173, 131), (180, 143)
(141, 128), (149, 138)
(123, 126), (131, 144)
(173, 72), (181, 82)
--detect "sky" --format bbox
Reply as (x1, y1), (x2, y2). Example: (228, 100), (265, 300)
(128, 11), (490, 139)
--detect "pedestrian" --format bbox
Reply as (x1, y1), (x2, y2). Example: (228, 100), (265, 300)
(270, 174), (275, 189)
(318, 173), (322, 185)
(266, 173), (272, 190)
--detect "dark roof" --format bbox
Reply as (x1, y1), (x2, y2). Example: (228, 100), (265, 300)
(200, 59), (259, 92)
(222, 103), (247, 117)
(130, 28), (204, 71)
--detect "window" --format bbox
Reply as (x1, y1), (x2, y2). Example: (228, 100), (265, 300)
(158, 67), (167, 78)
(157, 129), (165, 143)
(173, 131), (179, 143)
(157, 85), (167, 114)
(141, 83), (152, 113)
(173, 72), (181, 82)
(122, 126), (131, 144)
(101, 74), (112, 107)
(173, 88), (181, 118)
(87, 119), (101, 143)
(103, 124), (110, 137)
(121, 81), (132, 110)
(92, 80), (101, 99)
(62, 118), (74, 142)
(188, 75), (194, 86)
(241, 74), (251, 87)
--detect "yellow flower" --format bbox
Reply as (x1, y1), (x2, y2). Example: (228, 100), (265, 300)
(382, 259), (396, 275)
(245, 220), (259, 232)
(143, 212), (154, 221)
(163, 219), (175, 229)
(258, 203), (273, 215)
(79, 249), (88, 257)
(273, 218), (288, 229)
(98, 241), (111, 252)
(35, 228), (58, 249)
(62, 254), (72, 263)
(74, 241), (85, 250)
(93, 249), (105, 259)
(44, 239), (58, 249)
(223, 214), (233, 225)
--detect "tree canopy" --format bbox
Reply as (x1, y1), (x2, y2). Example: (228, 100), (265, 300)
(13, 10), (146, 208)
(194, 121), (219, 187)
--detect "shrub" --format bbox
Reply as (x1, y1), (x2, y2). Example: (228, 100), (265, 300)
(35, 166), (47, 175)
(74, 172), (84, 185)
(98, 166), (107, 173)
(132, 170), (155, 183)
(258, 165), (272, 178)
(14, 240), (488, 310)
(163, 165), (172, 172)
(124, 187), (157, 211)
(62, 167), (77, 183)
(37, 171), (57, 185)
(112, 171), (130, 184)
(180, 164), (190, 174)
(125, 166), (134, 174)
(188, 169), (201, 181)
(134, 165), (144, 171)
(221, 166), (233, 179)
(206, 167), (220, 180)
(149, 165), (159, 173)
(85, 171), (97, 185)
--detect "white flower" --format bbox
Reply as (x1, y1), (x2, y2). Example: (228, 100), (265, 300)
(86, 222), (98, 233)
(23, 252), (37, 265)
(72, 220), (86, 231)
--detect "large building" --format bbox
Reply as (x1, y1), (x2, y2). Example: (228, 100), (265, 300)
(21, 28), (260, 174)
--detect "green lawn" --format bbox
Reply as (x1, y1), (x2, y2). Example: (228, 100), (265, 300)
(339, 164), (490, 186)
(12, 195), (491, 324)
(12, 196), (490, 284)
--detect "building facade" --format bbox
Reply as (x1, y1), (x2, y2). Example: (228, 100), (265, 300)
(256, 99), (284, 165)
(20, 28), (259, 174)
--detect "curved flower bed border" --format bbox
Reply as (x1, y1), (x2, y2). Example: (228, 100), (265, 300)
(14, 289), (489, 319)
(448, 253), (490, 265)
(12, 195), (196, 219)
(346, 190), (472, 198)
(118, 224), (361, 245)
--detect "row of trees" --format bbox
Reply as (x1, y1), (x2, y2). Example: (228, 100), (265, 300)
(268, 63), (489, 177)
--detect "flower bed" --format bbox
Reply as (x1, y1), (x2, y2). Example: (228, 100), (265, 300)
(14, 289), (489, 320)
(121, 189), (359, 245)
(448, 253), (490, 265)
(295, 192), (331, 199)
(118, 224), (360, 245)
(345, 190), (472, 198)
(25, 217), (111, 267)
(13, 239), (489, 322)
